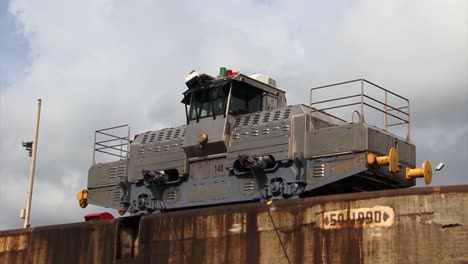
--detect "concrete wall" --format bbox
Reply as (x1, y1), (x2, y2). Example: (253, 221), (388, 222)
(1, 185), (467, 263)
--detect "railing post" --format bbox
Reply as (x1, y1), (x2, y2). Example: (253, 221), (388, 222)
(119, 138), (123, 160)
(384, 92), (388, 131)
(310, 89), (313, 109)
(92, 130), (97, 165)
(309, 88), (314, 132)
(360, 79), (364, 123)
(407, 101), (411, 141)
(127, 125), (131, 158)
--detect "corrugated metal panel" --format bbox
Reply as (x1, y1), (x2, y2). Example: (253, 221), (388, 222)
(0, 229), (31, 264)
(1, 185), (467, 263)
(0, 221), (117, 264)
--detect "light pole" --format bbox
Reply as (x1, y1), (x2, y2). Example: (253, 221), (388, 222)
(20, 99), (42, 228)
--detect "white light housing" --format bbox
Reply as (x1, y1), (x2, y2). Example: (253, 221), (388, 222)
(20, 208), (25, 219)
(185, 70), (200, 83)
(249, 74), (277, 87)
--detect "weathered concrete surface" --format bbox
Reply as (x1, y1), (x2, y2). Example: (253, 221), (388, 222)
(1, 185), (467, 263)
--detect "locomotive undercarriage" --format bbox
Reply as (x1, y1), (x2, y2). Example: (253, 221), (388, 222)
(89, 142), (415, 215)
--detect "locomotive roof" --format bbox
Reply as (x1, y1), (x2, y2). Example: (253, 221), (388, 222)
(181, 73), (285, 105)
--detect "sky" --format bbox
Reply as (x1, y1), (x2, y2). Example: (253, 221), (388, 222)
(0, 0), (466, 230)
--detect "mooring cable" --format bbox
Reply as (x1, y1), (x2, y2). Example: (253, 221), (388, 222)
(251, 168), (292, 264)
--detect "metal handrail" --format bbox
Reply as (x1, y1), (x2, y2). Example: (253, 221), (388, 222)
(362, 95), (409, 116)
(312, 94), (362, 105)
(310, 79), (411, 140)
(93, 124), (131, 164)
(362, 102), (408, 124)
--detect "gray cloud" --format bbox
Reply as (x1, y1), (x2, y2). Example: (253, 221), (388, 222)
(0, 0), (466, 229)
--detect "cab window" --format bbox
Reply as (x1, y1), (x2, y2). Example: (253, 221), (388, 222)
(229, 83), (262, 115)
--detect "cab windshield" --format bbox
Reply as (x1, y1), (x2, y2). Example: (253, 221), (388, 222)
(187, 81), (263, 122)
(189, 86), (229, 121)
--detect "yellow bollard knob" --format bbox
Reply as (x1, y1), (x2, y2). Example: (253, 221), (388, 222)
(406, 160), (432, 185)
(366, 147), (400, 173)
(196, 132), (208, 144)
(76, 189), (89, 208)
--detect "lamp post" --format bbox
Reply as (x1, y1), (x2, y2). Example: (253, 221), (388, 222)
(21, 99), (42, 228)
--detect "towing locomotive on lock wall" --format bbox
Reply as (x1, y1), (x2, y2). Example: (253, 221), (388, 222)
(76, 68), (433, 215)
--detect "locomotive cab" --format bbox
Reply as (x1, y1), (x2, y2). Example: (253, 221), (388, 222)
(181, 70), (286, 158)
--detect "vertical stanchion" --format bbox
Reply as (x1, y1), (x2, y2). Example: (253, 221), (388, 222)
(24, 99), (42, 228)
(384, 92), (388, 131)
(407, 101), (411, 141)
(127, 125), (131, 158)
(360, 79), (364, 123)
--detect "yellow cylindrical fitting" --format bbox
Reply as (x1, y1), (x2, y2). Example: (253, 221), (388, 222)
(76, 189), (89, 208)
(366, 147), (400, 173)
(406, 160), (432, 185)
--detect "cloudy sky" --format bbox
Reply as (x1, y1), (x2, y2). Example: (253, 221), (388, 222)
(0, 0), (466, 230)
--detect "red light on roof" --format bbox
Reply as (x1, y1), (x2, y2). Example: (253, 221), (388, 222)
(134, 133), (140, 140)
(226, 69), (238, 77)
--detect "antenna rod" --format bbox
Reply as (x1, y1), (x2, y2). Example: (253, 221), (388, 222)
(24, 99), (42, 228)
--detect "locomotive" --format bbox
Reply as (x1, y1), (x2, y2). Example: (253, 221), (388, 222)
(77, 67), (433, 215)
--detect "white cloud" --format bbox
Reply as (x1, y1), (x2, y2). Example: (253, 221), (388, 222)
(0, 0), (466, 229)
